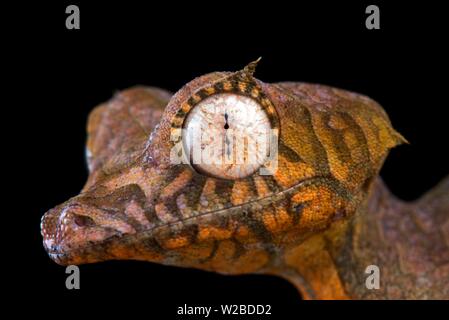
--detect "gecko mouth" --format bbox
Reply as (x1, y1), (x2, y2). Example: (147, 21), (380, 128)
(42, 175), (349, 264)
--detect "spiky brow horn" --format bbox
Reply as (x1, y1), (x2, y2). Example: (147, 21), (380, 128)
(242, 57), (262, 76)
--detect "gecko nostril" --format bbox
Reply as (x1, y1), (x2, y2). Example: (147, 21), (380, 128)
(41, 214), (55, 238)
(73, 214), (95, 227)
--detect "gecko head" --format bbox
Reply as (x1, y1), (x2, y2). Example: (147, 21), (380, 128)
(42, 60), (405, 272)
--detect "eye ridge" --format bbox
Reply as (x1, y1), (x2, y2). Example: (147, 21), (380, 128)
(179, 80), (279, 129)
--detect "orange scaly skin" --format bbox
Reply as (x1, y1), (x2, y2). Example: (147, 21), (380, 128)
(41, 63), (449, 299)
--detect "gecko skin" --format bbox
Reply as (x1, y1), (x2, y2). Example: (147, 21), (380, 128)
(41, 62), (449, 299)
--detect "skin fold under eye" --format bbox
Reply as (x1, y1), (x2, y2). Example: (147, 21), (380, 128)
(182, 93), (271, 179)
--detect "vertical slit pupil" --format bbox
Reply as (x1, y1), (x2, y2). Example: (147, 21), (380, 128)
(224, 112), (229, 129)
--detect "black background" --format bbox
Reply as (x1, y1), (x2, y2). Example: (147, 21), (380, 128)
(8, 0), (449, 317)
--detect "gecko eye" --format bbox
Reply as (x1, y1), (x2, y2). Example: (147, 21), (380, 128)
(182, 93), (272, 179)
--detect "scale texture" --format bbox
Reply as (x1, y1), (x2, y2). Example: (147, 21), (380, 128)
(41, 63), (449, 299)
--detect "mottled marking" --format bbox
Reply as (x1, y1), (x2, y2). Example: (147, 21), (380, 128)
(159, 224), (199, 250)
(181, 102), (191, 113)
(338, 111), (373, 176)
(176, 108), (186, 118)
(213, 179), (235, 209)
(142, 206), (163, 226)
(290, 200), (307, 225)
(184, 174), (208, 213)
(198, 226), (233, 241)
(253, 175), (272, 197)
(175, 194), (189, 217)
(155, 203), (178, 223)
(272, 201), (295, 232)
(273, 152), (316, 188)
(143, 237), (167, 255)
(243, 82), (255, 95)
(250, 87), (260, 99)
(169, 174), (208, 218)
(162, 194), (193, 222)
(261, 205), (281, 233)
(197, 89), (210, 100)
(214, 82), (224, 92)
(199, 179), (216, 208)
(238, 82), (248, 92)
(243, 210), (273, 246)
(171, 116), (183, 128)
(188, 96), (198, 106)
(231, 238), (245, 260)
(162, 235), (190, 249)
(77, 184), (157, 232)
(100, 167), (155, 200)
(159, 169), (193, 200)
(231, 178), (258, 205)
(199, 240), (219, 263)
(223, 81), (233, 91)
(260, 175), (282, 194)
(79, 184), (145, 209)
(279, 140), (303, 163)
(291, 104), (331, 175)
(207, 240), (236, 267)
(260, 97), (271, 108)
(318, 111), (352, 164)
(205, 87), (216, 95)
(125, 200), (152, 229)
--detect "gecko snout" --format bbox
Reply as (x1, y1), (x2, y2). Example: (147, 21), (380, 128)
(41, 201), (137, 265)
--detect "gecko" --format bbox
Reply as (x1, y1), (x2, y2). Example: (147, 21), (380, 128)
(41, 60), (449, 299)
